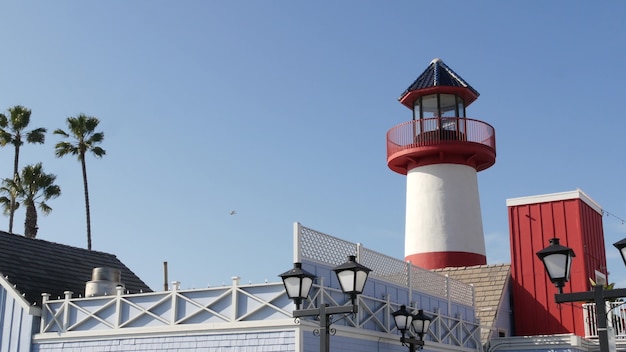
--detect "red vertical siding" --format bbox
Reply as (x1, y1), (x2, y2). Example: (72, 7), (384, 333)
(508, 192), (606, 337)
(555, 200), (579, 334)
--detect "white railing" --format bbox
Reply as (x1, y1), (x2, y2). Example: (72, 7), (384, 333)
(37, 223), (480, 350)
(583, 302), (626, 339)
(40, 278), (291, 333)
(295, 222), (475, 307)
(39, 277), (481, 350)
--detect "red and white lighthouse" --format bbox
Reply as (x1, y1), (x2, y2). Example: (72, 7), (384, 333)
(386, 58), (496, 270)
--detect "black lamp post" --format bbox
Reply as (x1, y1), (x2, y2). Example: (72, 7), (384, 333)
(279, 255), (372, 352)
(392, 305), (432, 352)
(537, 237), (626, 352)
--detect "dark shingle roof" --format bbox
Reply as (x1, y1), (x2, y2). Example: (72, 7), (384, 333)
(0, 231), (152, 305)
(435, 263), (510, 342)
(399, 58), (480, 108)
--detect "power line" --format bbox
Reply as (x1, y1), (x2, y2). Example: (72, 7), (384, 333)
(603, 210), (626, 225)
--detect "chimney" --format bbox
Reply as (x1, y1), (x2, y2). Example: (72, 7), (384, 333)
(85, 267), (125, 297)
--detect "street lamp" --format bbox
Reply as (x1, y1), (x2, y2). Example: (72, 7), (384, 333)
(392, 305), (432, 351)
(536, 238), (575, 293)
(537, 237), (626, 352)
(279, 255), (372, 352)
(333, 255), (372, 305)
(279, 262), (316, 310)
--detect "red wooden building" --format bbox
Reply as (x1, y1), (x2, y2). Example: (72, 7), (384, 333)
(507, 189), (606, 336)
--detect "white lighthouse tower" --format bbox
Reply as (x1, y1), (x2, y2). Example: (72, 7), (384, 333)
(386, 58), (496, 270)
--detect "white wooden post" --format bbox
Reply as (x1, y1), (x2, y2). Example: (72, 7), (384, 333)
(294, 222), (302, 263)
(385, 294), (392, 332)
(63, 291), (73, 332)
(115, 286), (124, 328)
(232, 277), (240, 322)
(445, 275), (452, 315)
(407, 261), (413, 301)
(40, 293), (50, 333)
(171, 281), (180, 325)
(319, 276), (326, 306)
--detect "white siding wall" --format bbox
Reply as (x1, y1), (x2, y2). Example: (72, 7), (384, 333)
(33, 330), (295, 352)
(0, 278), (38, 352)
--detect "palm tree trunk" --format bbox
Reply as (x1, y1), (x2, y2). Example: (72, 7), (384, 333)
(9, 145), (19, 233)
(24, 202), (37, 238)
(8, 194), (15, 233)
(81, 156), (92, 250)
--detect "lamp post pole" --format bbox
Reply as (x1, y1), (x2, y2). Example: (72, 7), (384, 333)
(537, 237), (626, 352)
(553, 285), (626, 352)
(279, 255), (372, 352)
(292, 304), (358, 352)
(400, 336), (424, 352)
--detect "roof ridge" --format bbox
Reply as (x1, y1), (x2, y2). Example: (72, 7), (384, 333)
(0, 231), (117, 258)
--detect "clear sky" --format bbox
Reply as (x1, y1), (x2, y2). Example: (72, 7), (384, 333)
(1, 2), (626, 291)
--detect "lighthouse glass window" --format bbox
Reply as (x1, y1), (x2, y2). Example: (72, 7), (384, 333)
(416, 94), (466, 134)
(440, 94), (460, 131)
(419, 94), (463, 118)
(420, 95), (438, 118)
(439, 94), (457, 117)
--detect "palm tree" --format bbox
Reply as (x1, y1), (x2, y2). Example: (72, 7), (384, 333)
(0, 163), (61, 238)
(0, 105), (47, 233)
(0, 181), (19, 225)
(54, 114), (105, 250)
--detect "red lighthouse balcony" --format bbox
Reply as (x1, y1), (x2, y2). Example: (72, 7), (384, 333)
(386, 117), (496, 175)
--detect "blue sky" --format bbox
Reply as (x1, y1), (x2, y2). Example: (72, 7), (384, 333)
(1, 2), (626, 291)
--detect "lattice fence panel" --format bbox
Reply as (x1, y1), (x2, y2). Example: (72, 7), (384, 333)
(360, 247), (408, 287)
(410, 264), (448, 298)
(299, 225), (357, 266)
(297, 223), (475, 307)
(447, 279), (474, 307)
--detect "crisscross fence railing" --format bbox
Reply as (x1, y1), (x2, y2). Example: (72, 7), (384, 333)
(37, 223), (481, 350)
(39, 277), (481, 350)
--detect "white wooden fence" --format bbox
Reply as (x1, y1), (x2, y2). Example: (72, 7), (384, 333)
(583, 301), (626, 339)
(39, 277), (481, 350)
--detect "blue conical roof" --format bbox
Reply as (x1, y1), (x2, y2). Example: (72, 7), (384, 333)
(399, 58), (479, 108)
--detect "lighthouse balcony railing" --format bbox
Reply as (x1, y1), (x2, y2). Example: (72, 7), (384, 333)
(582, 301), (626, 339)
(386, 117), (496, 157)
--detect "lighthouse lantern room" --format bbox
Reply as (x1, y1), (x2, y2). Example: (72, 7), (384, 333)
(387, 58), (496, 270)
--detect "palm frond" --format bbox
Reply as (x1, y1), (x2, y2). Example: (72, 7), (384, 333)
(38, 202), (53, 215)
(0, 196), (12, 215)
(88, 132), (104, 143)
(43, 184), (61, 200)
(0, 179), (21, 215)
(26, 128), (47, 144)
(56, 115), (105, 159)
(54, 141), (79, 158)
(8, 105), (32, 130)
(17, 163), (60, 206)
(0, 130), (12, 146)
(91, 146), (106, 158)
(53, 128), (70, 138)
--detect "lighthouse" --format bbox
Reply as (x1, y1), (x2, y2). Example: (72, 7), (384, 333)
(386, 58), (496, 269)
